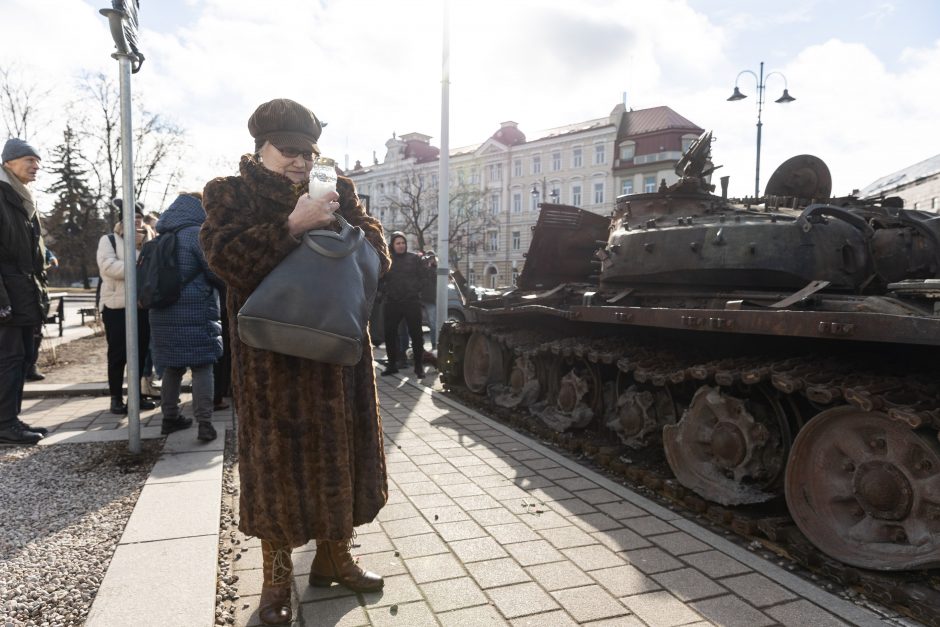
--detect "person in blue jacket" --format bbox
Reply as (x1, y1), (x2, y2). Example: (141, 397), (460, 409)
(149, 192), (223, 441)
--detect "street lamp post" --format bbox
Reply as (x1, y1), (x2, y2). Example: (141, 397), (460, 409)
(727, 61), (796, 197)
(530, 179), (560, 205)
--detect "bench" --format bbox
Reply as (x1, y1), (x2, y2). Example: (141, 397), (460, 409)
(79, 307), (99, 324)
(45, 292), (66, 337)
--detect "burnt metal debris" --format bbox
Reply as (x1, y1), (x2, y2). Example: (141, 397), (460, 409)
(438, 131), (940, 619)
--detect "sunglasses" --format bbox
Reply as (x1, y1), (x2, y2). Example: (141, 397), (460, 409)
(273, 144), (316, 161)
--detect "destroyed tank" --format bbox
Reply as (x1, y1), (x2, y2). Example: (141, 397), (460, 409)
(438, 131), (940, 574)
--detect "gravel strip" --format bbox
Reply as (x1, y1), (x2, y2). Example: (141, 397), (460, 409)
(215, 430), (240, 626)
(0, 440), (161, 626)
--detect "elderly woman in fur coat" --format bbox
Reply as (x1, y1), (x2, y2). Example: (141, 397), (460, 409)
(201, 98), (390, 626)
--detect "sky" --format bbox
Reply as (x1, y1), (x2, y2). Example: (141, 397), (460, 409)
(2, 0), (939, 207)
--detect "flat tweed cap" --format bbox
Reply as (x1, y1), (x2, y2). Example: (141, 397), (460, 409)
(248, 98), (322, 153)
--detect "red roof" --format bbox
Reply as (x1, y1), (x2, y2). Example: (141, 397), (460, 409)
(620, 106), (701, 138)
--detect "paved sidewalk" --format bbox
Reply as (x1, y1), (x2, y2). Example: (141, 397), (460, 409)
(230, 372), (889, 627)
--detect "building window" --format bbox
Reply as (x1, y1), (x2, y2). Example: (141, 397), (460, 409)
(551, 185), (560, 203)
(681, 135), (696, 153)
(571, 185), (582, 207)
(933, 197), (938, 211)
(594, 144), (606, 165)
(532, 155), (541, 174)
(530, 194), (539, 211)
(594, 182), (605, 204)
(512, 193), (522, 213)
(619, 143), (635, 160)
(572, 147), (582, 168)
(644, 175), (656, 193)
(487, 230), (499, 251)
(468, 268), (476, 285)
(512, 230), (521, 250)
(513, 159), (522, 177)
(489, 193), (500, 215)
(488, 163), (502, 182)
(621, 179), (633, 195)
(552, 152), (561, 171)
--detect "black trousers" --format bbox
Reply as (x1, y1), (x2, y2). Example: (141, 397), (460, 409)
(0, 325), (35, 428)
(213, 307), (231, 403)
(102, 306), (150, 399)
(384, 300), (423, 371)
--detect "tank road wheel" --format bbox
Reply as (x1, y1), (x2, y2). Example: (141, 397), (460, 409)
(462, 332), (507, 394)
(607, 384), (678, 449)
(492, 355), (541, 408)
(437, 322), (468, 386)
(663, 385), (792, 505)
(534, 358), (602, 432)
(785, 406), (940, 570)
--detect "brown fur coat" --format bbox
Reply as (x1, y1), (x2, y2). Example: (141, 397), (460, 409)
(201, 155), (391, 546)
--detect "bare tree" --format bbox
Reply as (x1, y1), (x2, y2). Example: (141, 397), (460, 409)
(0, 65), (51, 140)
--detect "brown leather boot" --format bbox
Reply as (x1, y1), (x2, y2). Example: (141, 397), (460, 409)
(259, 540), (293, 625)
(309, 539), (384, 592)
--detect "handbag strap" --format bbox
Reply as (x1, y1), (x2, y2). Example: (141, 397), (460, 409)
(303, 214), (364, 258)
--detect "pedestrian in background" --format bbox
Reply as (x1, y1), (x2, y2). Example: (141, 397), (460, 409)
(201, 98), (390, 625)
(149, 192), (222, 441)
(381, 232), (427, 378)
(140, 210), (163, 397)
(96, 200), (157, 415)
(0, 138), (50, 445)
(25, 247), (57, 382)
(420, 249), (439, 352)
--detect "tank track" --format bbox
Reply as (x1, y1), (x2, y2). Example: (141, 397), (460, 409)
(439, 322), (940, 626)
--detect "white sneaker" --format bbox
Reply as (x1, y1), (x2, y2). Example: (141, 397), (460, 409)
(141, 376), (161, 398)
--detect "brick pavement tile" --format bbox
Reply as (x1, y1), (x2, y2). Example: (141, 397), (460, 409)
(418, 504), (470, 523)
(392, 533), (450, 558)
(495, 464), (538, 480)
(419, 462), (456, 475)
(472, 474), (514, 489)
(358, 573), (424, 608)
(429, 439), (466, 451)
(508, 449), (545, 461)
(409, 493), (458, 509)
(382, 516), (434, 539)
(398, 480), (444, 497)
(409, 453), (449, 465)
(570, 513), (622, 533)
(574, 488), (621, 505)
(547, 498), (598, 517)
(454, 494), (502, 511)
(391, 470), (430, 485)
(681, 550), (751, 578)
(432, 472), (476, 486)
(514, 476), (554, 490)
(593, 527), (652, 552)
(721, 573), (797, 607)
(510, 610), (578, 626)
(488, 582), (560, 619)
(460, 463), (500, 478)
(299, 596), (369, 626)
(690, 595), (774, 627)
(526, 485), (574, 502)
(652, 567), (728, 601)
(439, 604), (510, 626)
(485, 435), (519, 445)
(433, 519), (487, 541)
(485, 485), (533, 503)
(552, 584), (629, 622)
(622, 515), (678, 536)
(421, 576), (488, 613)
(441, 482), (486, 498)
(649, 531), (711, 556)
(537, 466), (579, 481)
(582, 617), (645, 627)
(472, 448), (502, 459)
(399, 445), (437, 457)
(356, 551), (409, 578)
(588, 564), (661, 597)
(555, 477), (598, 491)
(525, 560), (593, 591)
(376, 502), (421, 522)
(621, 590), (704, 627)
(539, 525), (598, 549)
(234, 594), (263, 627)
(623, 547), (684, 574)
(405, 553), (466, 584)
(295, 574), (358, 602)
(449, 536), (510, 562)
(236, 568), (262, 596)
(562, 544), (627, 571)
(504, 539), (565, 566)
(353, 532), (395, 555)
(356, 519), (384, 535)
(386, 461), (421, 474)
(465, 557), (532, 589)
(597, 500), (647, 519)
(368, 601), (437, 627)
(518, 509), (570, 530)
(468, 507), (521, 527)
(386, 490), (409, 505)
(234, 547), (262, 571)
(485, 522), (540, 545)
(765, 600), (850, 627)
(522, 458), (558, 470)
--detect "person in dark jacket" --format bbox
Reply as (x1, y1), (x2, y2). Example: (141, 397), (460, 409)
(381, 232), (426, 378)
(149, 192), (223, 442)
(0, 138), (49, 445)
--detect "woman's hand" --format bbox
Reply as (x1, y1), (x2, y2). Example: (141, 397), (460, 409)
(287, 190), (340, 237)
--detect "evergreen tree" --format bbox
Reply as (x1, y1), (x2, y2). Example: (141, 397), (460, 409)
(44, 125), (105, 288)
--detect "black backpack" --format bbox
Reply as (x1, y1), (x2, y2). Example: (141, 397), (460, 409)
(136, 227), (200, 309)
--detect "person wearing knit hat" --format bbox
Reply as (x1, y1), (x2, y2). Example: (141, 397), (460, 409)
(0, 137), (48, 445)
(200, 99), (391, 625)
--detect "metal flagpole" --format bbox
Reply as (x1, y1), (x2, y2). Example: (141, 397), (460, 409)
(100, 1), (145, 454)
(435, 0), (451, 348)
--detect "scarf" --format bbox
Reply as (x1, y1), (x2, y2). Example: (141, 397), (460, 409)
(0, 164), (37, 218)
